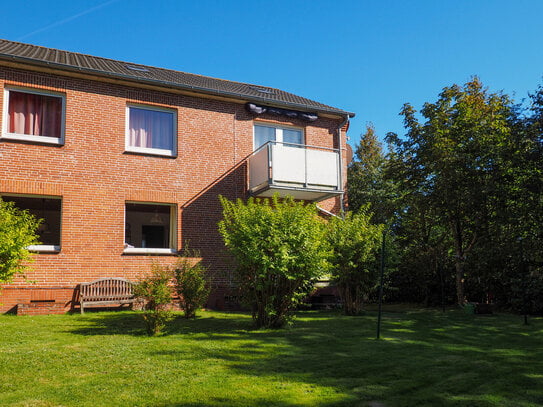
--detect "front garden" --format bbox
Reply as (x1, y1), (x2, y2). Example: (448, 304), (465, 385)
(1, 307), (541, 406)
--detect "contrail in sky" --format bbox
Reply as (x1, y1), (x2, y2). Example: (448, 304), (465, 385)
(17, 0), (121, 41)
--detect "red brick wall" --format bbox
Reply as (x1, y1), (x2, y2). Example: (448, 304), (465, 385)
(0, 66), (348, 313)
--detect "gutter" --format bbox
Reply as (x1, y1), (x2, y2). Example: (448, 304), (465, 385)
(0, 53), (356, 119)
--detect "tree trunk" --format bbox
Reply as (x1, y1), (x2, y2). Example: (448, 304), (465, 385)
(452, 218), (466, 306)
(340, 283), (363, 315)
(454, 257), (464, 306)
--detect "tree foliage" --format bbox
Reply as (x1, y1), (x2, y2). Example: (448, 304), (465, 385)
(387, 77), (515, 305)
(174, 249), (210, 319)
(348, 77), (543, 312)
(347, 124), (396, 223)
(134, 263), (174, 336)
(327, 208), (383, 314)
(218, 195), (328, 328)
(0, 198), (40, 286)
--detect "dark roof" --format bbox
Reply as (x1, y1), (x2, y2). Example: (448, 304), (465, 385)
(0, 39), (354, 118)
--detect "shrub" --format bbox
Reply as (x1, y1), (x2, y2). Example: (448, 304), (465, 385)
(328, 208), (383, 315)
(134, 263), (174, 336)
(0, 198), (40, 287)
(219, 194), (329, 328)
(174, 249), (210, 319)
(510, 270), (543, 317)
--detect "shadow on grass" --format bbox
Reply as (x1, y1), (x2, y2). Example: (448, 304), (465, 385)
(68, 312), (148, 336)
(68, 309), (543, 406)
(68, 311), (255, 337)
(154, 400), (333, 407)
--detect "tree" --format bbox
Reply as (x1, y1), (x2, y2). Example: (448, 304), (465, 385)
(501, 84), (543, 316)
(346, 78), (542, 311)
(327, 208), (383, 314)
(347, 124), (396, 223)
(0, 198), (40, 287)
(386, 77), (515, 305)
(218, 195), (329, 328)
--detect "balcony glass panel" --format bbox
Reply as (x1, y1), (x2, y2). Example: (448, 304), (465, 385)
(248, 141), (341, 202)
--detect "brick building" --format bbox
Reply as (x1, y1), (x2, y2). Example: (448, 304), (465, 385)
(0, 39), (354, 314)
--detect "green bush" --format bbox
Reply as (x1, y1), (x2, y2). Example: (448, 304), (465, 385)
(219, 194), (329, 328)
(0, 198), (40, 286)
(174, 249), (210, 319)
(510, 271), (543, 316)
(134, 263), (174, 336)
(328, 208), (383, 315)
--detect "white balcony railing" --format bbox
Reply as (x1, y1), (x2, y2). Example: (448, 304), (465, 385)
(248, 141), (342, 202)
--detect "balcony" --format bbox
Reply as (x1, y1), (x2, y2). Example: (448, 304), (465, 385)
(248, 141), (342, 202)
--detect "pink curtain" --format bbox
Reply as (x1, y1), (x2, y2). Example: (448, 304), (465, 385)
(129, 108), (173, 150)
(9, 91), (62, 138)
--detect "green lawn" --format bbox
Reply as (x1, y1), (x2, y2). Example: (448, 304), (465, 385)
(0, 307), (542, 407)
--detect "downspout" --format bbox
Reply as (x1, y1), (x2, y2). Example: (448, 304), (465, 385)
(338, 114), (350, 218)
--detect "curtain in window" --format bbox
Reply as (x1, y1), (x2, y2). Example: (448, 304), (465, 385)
(129, 108), (173, 150)
(254, 125), (276, 149)
(8, 91), (62, 138)
(283, 129), (303, 145)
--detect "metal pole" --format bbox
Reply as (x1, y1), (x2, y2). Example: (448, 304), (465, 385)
(439, 264), (445, 313)
(519, 237), (529, 325)
(376, 229), (386, 339)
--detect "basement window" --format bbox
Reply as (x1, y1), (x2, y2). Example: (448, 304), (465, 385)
(124, 202), (177, 254)
(1, 195), (62, 252)
(2, 88), (65, 145)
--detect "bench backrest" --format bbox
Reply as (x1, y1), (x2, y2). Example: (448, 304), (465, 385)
(80, 278), (134, 301)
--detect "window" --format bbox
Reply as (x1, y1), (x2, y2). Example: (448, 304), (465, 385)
(126, 105), (176, 156)
(2, 88), (65, 144)
(124, 202), (176, 254)
(1, 195), (62, 252)
(254, 124), (303, 150)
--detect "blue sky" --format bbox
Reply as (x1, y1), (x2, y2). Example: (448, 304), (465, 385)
(3, 0), (543, 148)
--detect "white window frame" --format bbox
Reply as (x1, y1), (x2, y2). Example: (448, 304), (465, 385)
(2, 87), (66, 145)
(253, 123), (304, 150)
(1, 193), (62, 253)
(125, 104), (177, 157)
(123, 201), (177, 255)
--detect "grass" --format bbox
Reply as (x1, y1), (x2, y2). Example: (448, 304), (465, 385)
(0, 307), (542, 407)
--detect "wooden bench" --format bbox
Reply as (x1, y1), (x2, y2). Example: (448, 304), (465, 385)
(79, 277), (136, 314)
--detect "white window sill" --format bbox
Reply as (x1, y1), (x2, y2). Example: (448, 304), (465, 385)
(27, 245), (61, 253)
(123, 248), (177, 255)
(2, 133), (63, 145)
(125, 146), (175, 157)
